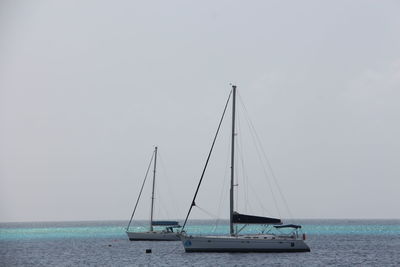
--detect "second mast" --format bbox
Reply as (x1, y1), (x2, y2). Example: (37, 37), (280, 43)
(150, 146), (158, 231)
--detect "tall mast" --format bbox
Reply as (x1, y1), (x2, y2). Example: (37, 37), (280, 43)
(230, 85), (236, 236)
(150, 146), (158, 231)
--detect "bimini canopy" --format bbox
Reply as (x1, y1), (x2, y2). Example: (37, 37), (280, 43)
(274, 224), (302, 229)
(232, 212), (282, 225)
(152, 221), (181, 227)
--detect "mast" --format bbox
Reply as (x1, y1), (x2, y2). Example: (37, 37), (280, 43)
(150, 146), (158, 231)
(230, 85), (236, 236)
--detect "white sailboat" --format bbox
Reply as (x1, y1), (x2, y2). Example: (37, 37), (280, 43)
(126, 146), (181, 241)
(180, 85), (310, 252)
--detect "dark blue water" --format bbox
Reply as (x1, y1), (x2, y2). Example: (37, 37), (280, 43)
(1, 220), (399, 266)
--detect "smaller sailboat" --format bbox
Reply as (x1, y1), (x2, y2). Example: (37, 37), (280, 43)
(126, 146), (181, 241)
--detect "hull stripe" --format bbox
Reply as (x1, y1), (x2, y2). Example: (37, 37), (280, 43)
(184, 248), (311, 253)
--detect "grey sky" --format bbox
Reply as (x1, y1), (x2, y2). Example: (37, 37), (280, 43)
(1, 0), (399, 222)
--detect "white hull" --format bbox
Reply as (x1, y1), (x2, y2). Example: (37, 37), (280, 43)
(181, 234), (310, 252)
(126, 231), (180, 241)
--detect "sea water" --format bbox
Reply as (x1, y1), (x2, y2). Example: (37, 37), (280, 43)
(1, 220), (399, 266)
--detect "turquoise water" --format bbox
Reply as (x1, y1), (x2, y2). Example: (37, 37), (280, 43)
(1, 220), (400, 266)
(1, 220), (399, 240)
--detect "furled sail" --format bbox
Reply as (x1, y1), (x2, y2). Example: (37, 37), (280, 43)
(152, 221), (181, 227)
(274, 224), (301, 229)
(232, 212), (282, 225)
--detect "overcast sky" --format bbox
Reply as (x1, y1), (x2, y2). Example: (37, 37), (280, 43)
(1, 0), (399, 222)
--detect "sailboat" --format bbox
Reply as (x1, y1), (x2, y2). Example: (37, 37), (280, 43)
(180, 85), (311, 252)
(126, 146), (181, 241)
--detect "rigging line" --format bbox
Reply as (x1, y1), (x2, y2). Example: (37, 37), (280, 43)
(234, 114), (240, 211)
(236, 93), (281, 217)
(155, 184), (170, 220)
(235, 137), (239, 211)
(236, 108), (249, 213)
(214, 185), (229, 233)
(236, 130), (249, 213)
(157, 152), (182, 219)
(195, 205), (220, 219)
(238, 93), (294, 219)
(235, 101), (265, 215)
(244, 103), (294, 220)
(181, 90), (233, 232)
(214, 140), (231, 231)
(238, 115), (272, 214)
(246, 170), (272, 215)
(239, 95), (281, 218)
(126, 150), (155, 231)
(247, 126), (279, 217)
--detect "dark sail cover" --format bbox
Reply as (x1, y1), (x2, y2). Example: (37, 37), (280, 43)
(232, 212), (282, 225)
(152, 221), (181, 227)
(274, 224), (301, 229)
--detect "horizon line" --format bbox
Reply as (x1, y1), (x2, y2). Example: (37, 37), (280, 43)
(1, 217), (400, 224)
